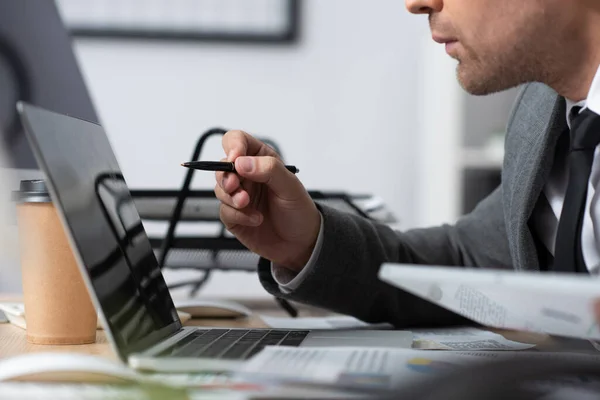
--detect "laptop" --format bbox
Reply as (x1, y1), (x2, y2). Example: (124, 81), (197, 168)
(16, 103), (412, 372)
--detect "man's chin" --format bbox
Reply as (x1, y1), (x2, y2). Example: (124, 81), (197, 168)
(456, 66), (507, 96)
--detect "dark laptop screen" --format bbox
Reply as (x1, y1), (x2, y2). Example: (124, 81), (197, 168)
(18, 103), (181, 358)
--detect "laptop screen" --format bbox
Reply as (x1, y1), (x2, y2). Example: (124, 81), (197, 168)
(18, 103), (181, 358)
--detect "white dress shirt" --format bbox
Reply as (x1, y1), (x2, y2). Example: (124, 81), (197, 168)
(274, 63), (600, 288)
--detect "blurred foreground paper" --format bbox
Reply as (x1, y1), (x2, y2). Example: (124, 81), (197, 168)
(236, 346), (600, 395)
(235, 347), (487, 391)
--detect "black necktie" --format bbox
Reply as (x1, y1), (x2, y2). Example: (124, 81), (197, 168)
(553, 107), (600, 273)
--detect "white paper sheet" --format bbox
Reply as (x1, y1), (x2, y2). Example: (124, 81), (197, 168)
(0, 303), (24, 317)
(259, 315), (392, 330)
(260, 316), (533, 350)
(378, 263), (600, 340)
(411, 327), (536, 350)
(0, 303), (25, 329)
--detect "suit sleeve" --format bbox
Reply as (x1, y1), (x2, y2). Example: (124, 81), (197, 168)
(258, 185), (512, 329)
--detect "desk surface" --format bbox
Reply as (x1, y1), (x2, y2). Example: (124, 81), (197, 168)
(0, 314), (275, 360)
(2, 301), (600, 400)
(0, 297), (329, 361)
(0, 297), (596, 362)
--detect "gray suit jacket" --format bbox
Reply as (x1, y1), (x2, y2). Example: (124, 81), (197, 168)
(258, 82), (567, 328)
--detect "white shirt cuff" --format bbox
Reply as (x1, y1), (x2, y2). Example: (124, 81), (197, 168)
(271, 211), (324, 293)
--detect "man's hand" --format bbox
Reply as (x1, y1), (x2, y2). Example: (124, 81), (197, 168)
(214, 130), (321, 272)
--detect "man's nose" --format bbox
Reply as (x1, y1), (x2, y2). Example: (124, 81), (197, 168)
(405, 0), (443, 14)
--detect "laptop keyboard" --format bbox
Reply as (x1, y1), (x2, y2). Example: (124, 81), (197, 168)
(157, 329), (310, 360)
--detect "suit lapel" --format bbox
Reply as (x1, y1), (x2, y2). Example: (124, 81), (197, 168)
(504, 84), (566, 271)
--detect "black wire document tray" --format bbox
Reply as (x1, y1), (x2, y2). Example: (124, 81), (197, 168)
(130, 189), (397, 300)
(130, 188), (397, 276)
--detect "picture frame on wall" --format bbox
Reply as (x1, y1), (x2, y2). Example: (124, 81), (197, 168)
(55, 0), (301, 44)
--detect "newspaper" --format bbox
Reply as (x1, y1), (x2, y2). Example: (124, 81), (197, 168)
(378, 263), (600, 340)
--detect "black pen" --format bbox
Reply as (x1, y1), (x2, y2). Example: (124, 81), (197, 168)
(181, 161), (299, 174)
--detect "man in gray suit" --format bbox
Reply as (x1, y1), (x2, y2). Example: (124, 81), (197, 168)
(214, 0), (600, 327)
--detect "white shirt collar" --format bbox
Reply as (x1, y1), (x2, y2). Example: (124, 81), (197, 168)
(565, 63), (600, 128)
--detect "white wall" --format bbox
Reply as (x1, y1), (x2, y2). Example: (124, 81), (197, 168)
(413, 36), (464, 228)
(66, 0), (430, 298)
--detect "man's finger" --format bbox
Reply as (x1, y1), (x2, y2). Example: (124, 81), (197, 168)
(214, 184), (251, 210)
(217, 170), (242, 194)
(216, 157), (241, 194)
(219, 203), (263, 230)
(234, 156), (305, 202)
(222, 130), (279, 161)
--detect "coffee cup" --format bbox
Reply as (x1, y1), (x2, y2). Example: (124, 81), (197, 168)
(13, 180), (97, 345)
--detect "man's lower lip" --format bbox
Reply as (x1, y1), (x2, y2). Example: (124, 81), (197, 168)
(445, 41), (458, 54)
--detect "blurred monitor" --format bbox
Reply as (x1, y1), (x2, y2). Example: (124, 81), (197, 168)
(0, 0), (98, 170)
(0, 0), (98, 293)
